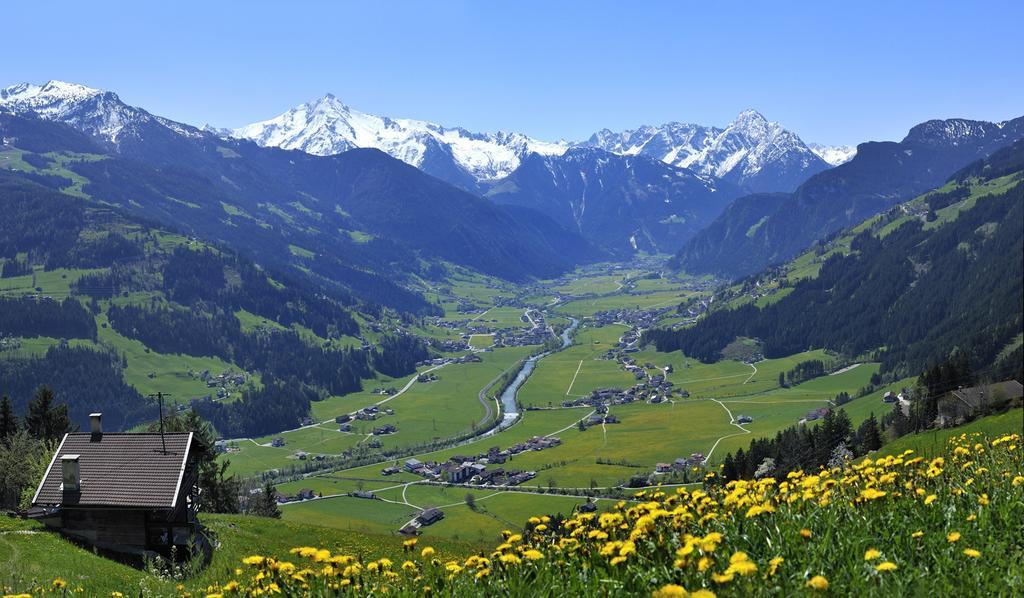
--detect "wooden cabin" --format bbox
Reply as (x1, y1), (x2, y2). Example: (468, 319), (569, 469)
(30, 413), (201, 559)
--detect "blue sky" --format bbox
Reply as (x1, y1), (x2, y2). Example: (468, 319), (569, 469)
(5, 0), (1022, 145)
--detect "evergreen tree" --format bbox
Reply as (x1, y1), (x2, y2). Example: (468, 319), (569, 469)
(0, 396), (18, 440)
(24, 386), (72, 442)
(856, 413), (883, 454)
(250, 481), (281, 518)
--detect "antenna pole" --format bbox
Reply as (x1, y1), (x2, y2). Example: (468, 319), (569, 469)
(148, 392), (172, 454)
(159, 392), (166, 454)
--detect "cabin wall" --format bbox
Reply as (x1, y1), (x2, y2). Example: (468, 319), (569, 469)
(55, 509), (147, 549)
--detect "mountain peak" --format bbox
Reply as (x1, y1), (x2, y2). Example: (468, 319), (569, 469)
(733, 108), (767, 123)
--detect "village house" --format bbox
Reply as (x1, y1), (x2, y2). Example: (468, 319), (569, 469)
(416, 508), (444, 526)
(30, 414), (203, 559)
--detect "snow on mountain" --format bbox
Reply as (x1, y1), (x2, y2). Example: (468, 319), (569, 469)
(582, 110), (831, 192)
(809, 143), (857, 166)
(0, 81), (836, 194)
(0, 80), (205, 145)
(233, 94), (568, 185)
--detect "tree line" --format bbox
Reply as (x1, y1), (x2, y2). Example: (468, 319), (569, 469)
(645, 181), (1023, 380)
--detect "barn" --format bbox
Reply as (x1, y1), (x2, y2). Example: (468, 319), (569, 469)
(30, 413), (203, 559)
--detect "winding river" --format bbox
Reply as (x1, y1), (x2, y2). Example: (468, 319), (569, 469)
(488, 316), (579, 434)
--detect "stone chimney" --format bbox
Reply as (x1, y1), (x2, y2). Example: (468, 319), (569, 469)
(90, 412), (102, 435)
(61, 454), (80, 492)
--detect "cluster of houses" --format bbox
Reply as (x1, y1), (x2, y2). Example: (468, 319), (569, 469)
(589, 306), (673, 330)
(386, 436), (563, 487)
(427, 338), (471, 353)
(414, 353), (483, 370)
(197, 369), (250, 400)
(654, 453), (707, 474)
(333, 405), (396, 432)
(274, 487), (318, 504)
(491, 325), (550, 347)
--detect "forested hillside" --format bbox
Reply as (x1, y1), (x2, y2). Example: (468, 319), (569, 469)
(0, 111), (599, 313)
(0, 174), (430, 434)
(648, 143), (1024, 380)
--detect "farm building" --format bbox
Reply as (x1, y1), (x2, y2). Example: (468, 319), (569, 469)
(30, 413), (203, 559)
(416, 508), (444, 526)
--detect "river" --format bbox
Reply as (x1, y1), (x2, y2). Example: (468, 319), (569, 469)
(487, 316), (579, 434)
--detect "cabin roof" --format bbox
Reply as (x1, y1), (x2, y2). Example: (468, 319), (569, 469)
(33, 432), (194, 509)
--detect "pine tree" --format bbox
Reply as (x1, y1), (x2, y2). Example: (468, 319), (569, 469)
(25, 386), (72, 442)
(251, 481), (281, 518)
(857, 413), (883, 454)
(0, 396), (17, 441)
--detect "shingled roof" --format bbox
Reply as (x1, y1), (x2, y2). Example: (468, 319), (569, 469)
(33, 432), (194, 509)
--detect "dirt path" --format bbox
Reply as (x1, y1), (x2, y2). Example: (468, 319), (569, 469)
(565, 360), (584, 395)
(829, 363), (862, 375)
(743, 362), (758, 384)
(703, 399), (752, 463)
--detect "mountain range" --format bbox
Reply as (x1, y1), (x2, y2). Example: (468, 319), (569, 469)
(227, 91), (838, 195)
(0, 81), (602, 312)
(673, 115), (1024, 278)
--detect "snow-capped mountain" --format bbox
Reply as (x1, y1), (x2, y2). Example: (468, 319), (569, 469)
(582, 110), (831, 193)
(809, 143), (857, 166)
(0, 80), (205, 146)
(233, 94), (567, 190)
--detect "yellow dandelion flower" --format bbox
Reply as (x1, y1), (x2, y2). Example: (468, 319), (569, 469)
(800, 528), (813, 539)
(947, 531), (961, 543)
(767, 556), (784, 576)
(924, 494), (937, 505)
(912, 531), (924, 539)
(806, 575), (829, 590)
(875, 562), (897, 572)
(691, 591), (716, 598)
(421, 547), (435, 558)
(242, 556), (264, 566)
(652, 584), (688, 598)
(864, 548), (881, 561)
(523, 549), (544, 561)
(610, 556), (628, 566)
(963, 548), (981, 558)
(711, 572), (734, 584)
(697, 556), (712, 572)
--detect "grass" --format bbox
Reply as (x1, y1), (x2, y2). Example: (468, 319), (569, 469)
(95, 311), (254, 405)
(280, 486), (611, 544)
(0, 513), (478, 596)
(517, 325), (634, 408)
(879, 407), (1023, 457)
(222, 347), (533, 476)
(105, 424), (1024, 596)
(555, 289), (693, 317)
(0, 267), (105, 298)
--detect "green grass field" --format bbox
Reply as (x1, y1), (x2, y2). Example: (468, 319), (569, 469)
(879, 407), (1023, 457)
(517, 324), (634, 408)
(280, 485), (612, 544)
(0, 266), (105, 298)
(0, 513), (478, 596)
(223, 346), (532, 476)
